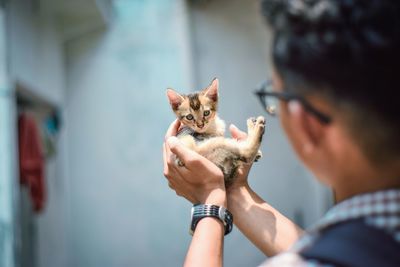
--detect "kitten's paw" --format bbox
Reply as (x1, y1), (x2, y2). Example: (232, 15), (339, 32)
(254, 150), (263, 162)
(247, 116), (265, 139)
(254, 116), (266, 140)
(247, 117), (257, 131)
(256, 116), (265, 125)
(247, 117), (257, 129)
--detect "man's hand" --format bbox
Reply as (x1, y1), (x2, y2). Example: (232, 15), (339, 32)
(163, 120), (227, 206)
(227, 124), (254, 191)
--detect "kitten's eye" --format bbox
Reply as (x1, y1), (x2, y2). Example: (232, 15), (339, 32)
(186, 114), (194, 120)
(203, 110), (210, 116)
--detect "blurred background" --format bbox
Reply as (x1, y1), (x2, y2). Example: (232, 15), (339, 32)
(0, 0), (333, 266)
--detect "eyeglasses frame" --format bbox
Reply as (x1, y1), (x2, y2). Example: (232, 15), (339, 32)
(254, 80), (332, 124)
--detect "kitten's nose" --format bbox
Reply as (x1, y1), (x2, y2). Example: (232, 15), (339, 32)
(197, 124), (204, 129)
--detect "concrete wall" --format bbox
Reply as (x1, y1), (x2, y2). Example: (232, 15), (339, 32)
(0, 6), (17, 267)
(8, 0), (65, 105)
(65, 1), (194, 266)
(189, 0), (330, 265)
(7, 0), (69, 266)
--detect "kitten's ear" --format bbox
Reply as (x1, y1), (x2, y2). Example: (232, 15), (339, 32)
(203, 78), (219, 101)
(166, 88), (184, 110)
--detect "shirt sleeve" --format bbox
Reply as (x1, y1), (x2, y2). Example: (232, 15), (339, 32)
(258, 252), (334, 267)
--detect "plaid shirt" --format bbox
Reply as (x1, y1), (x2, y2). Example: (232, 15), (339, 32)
(260, 188), (400, 267)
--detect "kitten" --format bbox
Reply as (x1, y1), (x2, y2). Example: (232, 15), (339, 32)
(166, 78), (265, 187)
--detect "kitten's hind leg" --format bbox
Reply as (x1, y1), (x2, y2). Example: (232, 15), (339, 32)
(239, 116), (265, 161)
(248, 117), (264, 161)
(247, 116), (265, 140)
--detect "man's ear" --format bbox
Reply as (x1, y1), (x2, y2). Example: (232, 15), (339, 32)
(288, 101), (326, 154)
(166, 88), (184, 110)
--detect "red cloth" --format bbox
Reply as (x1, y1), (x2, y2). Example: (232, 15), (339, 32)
(18, 113), (46, 212)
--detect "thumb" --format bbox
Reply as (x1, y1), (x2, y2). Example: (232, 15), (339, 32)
(167, 136), (199, 166)
(229, 124), (247, 141)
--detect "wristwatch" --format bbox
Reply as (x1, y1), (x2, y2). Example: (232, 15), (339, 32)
(190, 204), (233, 236)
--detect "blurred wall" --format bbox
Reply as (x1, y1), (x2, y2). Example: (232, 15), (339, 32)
(0, 5), (17, 267)
(8, 0), (65, 105)
(189, 0), (331, 265)
(7, 0), (69, 266)
(65, 1), (194, 266)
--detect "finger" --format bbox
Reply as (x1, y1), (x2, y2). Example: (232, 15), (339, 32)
(165, 119), (181, 140)
(170, 179), (195, 202)
(166, 171), (191, 199)
(164, 120), (180, 167)
(167, 180), (182, 197)
(168, 181), (179, 192)
(164, 141), (175, 167)
(166, 136), (202, 170)
(165, 140), (190, 181)
(164, 142), (183, 180)
(163, 143), (170, 177)
(229, 124), (247, 141)
(163, 142), (177, 175)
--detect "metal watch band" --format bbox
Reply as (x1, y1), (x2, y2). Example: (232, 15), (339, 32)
(190, 204), (233, 236)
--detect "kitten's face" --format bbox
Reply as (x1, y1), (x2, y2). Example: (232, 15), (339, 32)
(167, 78), (219, 133)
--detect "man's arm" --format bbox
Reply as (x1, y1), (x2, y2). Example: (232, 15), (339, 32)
(184, 217), (225, 267)
(163, 120), (227, 266)
(226, 124), (304, 256)
(228, 184), (304, 256)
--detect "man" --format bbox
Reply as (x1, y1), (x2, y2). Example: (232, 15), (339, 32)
(163, 0), (400, 266)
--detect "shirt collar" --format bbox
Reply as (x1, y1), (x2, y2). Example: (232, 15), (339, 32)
(310, 188), (400, 233)
(291, 188), (400, 253)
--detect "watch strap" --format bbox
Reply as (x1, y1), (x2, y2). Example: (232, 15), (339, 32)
(190, 204), (233, 236)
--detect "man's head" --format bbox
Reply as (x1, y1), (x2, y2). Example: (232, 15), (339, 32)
(260, 0), (400, 197)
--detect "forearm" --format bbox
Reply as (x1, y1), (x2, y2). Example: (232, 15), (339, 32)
(228, 185), (304, 256)
(184, 217), (225, 267)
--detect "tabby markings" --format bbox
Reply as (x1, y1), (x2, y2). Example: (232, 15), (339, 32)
(188, 94), (201, 110)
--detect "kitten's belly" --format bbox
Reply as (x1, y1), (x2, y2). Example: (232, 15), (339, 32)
(177, 130), (244, 186)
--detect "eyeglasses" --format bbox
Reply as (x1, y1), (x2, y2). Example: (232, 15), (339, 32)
(254, 80), (332, 124)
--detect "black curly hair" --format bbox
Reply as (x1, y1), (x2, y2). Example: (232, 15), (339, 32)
(261, 0), (400, 164)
